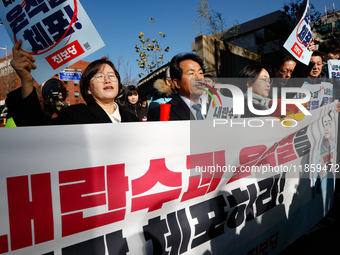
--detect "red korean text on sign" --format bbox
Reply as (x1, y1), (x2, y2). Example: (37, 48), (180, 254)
(4, 173), (54, 252)
(291, 42), (303, 58)
(131, 158), (182, 212)
(60, 164), (128, 237)
(181, 150), (225, 202)
(45, 40), (85, 70)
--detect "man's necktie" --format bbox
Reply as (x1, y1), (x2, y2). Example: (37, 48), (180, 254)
(192, 104), (203, 120)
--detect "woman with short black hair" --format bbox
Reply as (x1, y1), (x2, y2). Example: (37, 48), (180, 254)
(238, 64), (273, 118)
(122, 85), (148, 121)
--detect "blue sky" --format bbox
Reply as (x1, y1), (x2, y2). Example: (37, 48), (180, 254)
(0, 0), (334, 82)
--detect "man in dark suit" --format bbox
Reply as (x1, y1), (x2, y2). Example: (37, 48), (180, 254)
(148, 53), (205, 121)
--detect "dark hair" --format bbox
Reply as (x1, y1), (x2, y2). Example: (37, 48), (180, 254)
(322, 110), (333, 127)
(311, 50), (325, 59)
(238, 64), (273, 92)
(165, 67), (171, 79)
(170, 53), (204, 81)
(80, 58), (122, 104)
(319, 40), (340, 54)
(204, 73), (218, 84)
(274, 52), (296, 69)
(123, 85), (139, 106)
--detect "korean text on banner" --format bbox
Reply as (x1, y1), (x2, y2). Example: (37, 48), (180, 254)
(283, 0), (313, 65)
(328, 60), (340, 100)
(328, 60), (340, 79)
(0, 102), (338, 254)
(300, 82), (334, 110)
(205, 90), (241, 120)
(0, 0), (105, 84)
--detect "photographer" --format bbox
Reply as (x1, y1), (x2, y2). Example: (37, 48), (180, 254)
(42, 81), (68, 119)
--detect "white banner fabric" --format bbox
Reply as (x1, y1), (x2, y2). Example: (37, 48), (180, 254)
(0, 102), (338, 255)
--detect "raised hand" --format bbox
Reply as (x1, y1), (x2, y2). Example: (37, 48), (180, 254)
(307, 39), (315, 52)
(10, 39), (37, 98)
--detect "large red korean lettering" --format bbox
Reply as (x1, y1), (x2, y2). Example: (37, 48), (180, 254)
(59, 166), (106, 213)
(181, 151), (225, 202)
(256, 142), (280, 167)
(131, 158), (182, 212)
(106, 164), (128, 210)
(7, 174), (53, 251)
(60, 165), (128, 237)
(228, 145), (267, 184)
(0, 235), (8, 254)
(181, 152), (213, 202)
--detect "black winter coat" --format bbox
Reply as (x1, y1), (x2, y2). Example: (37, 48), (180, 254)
(6, 88), (139, 126)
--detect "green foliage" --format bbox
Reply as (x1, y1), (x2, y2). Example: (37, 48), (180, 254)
(281, 0), (321, 28)
(192, 0), (225, 39)
(135, 18), (170, 78)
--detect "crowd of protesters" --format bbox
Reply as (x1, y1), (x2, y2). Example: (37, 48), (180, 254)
(4, 22), (340, 236)
(4, 37), (340, 125)
(145, 39), (340, 120)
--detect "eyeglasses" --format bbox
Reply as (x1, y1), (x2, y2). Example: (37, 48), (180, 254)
(257, 78), (273, 85)
(93, 72), (118, 82)
(279, 69), (294, 75)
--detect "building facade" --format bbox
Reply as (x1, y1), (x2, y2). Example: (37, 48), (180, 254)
(0, 56), (90, 124)
(0, 56), (90, 106)
(312, 5), (340, 42)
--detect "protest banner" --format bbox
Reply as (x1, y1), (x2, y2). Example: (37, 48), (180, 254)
(0, 0), (104, 84)
(283, 0), (313, 65)
(0, 101), (338, 254)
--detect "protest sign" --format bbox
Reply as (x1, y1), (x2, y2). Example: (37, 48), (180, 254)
(328, 59), (340, 79)
(299, 82), (333, 110)
(0, 102), (338, 254)
(283, 0), (313, 65)
(328, 60), (340, 100)
(205, 90), (241, 120)
(0, 0), (104, 84)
